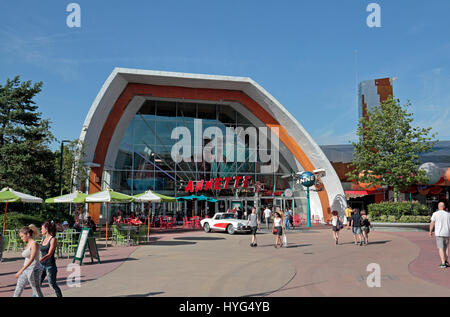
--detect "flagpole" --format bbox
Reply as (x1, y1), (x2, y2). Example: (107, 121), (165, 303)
(2, 202), (7, 235)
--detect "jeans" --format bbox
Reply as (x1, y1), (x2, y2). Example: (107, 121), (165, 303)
(41, 264), (63, 297)
(284, 219), (290, 230)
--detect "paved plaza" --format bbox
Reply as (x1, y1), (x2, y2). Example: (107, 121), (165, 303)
(1, 227), (450, 297)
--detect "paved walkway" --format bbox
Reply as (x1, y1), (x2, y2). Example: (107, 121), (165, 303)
(1, 227), (449, 297)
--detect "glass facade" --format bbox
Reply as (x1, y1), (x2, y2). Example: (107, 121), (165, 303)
(111, 99), (297, 194)
(105, 99), (306, 216)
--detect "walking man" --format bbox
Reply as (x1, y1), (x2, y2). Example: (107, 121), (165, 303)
(264, 206), (272, 230)
(246, 207), (260, 247)
(429, 202), (450, 268)
(350, 208), (363, 246)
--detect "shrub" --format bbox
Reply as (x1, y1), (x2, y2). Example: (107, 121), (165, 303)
(0, 210), (74, 231)
(368, 201), (429, 222)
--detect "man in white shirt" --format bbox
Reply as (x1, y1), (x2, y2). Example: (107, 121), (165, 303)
(264, 207), (272, 230)
(430, 202), (450, 268)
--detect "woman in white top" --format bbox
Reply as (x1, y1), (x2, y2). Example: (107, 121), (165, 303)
(330, 210), (342, 245)
(272, 211), (285, 248)
(13, 224), (44, 297)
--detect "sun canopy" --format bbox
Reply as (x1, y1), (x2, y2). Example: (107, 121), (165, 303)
(0, 187), (43, 203)
(85, 189), (134, 203)
(133, 190), (161, 203)
(45, 191), (87, 204)
(153, 193), (177, 202)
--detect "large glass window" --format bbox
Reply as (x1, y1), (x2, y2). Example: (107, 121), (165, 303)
(112, 99), (296, 197)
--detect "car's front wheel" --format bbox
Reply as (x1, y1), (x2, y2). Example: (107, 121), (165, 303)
(203, 223), (211, 233)
(227, 224), (235, 235)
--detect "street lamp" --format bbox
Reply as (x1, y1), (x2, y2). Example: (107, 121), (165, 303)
(57, 140), (71, 216)
(59, 140), (71, 195)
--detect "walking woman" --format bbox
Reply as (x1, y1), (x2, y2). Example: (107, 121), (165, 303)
(272, 211), (284, 248)
(330, 210), (342, 245)
(360, 211), (373, 245)
(13, 225), (44, 297)
(39, 221), (63, 297)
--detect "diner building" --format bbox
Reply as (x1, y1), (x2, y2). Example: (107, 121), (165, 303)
(79, 68), (346, 224)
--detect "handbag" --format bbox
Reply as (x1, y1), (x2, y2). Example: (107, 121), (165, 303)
(273, 228), (278, 235)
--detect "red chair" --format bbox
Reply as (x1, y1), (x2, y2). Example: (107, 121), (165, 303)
(166, 217), (173, 229)
(184, 217), (194, 229)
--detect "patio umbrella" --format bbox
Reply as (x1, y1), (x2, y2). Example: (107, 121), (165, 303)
(45, 190), (88, 225)
(84, 189), (134, 247)
(133, 190), (161, 242)
(154, 193), (177, 202)
(0, 187), (43, 235)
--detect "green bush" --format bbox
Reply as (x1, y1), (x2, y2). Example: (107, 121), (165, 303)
(0, 210), (74, 231)
(368, 201), (429, 222)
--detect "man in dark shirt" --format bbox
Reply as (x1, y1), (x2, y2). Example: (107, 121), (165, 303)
(350, 208), (363, 246)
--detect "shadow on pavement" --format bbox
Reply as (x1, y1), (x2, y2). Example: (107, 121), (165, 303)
(367, 240), (391, 245)
(149, 241), (197, 246)
(1, 257), (23, 262)
(83, 257), (139, 265)
(173, 237), (225, 241)
(123, 291), (165, 297)
(0, 271), (17, 277)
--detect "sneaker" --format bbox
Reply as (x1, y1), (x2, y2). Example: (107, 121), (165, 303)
(335, 240), (338, 245)
(359, 242), (363, 246)
(254, 243), (257, 247)
(445, 261), (449, 267)
(440, 263), (447, 268)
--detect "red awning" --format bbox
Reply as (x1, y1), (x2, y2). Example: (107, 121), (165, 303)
(345, 190), (370, 198)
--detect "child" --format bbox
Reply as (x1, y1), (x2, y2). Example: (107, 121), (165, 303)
(360, 211), (373, 245)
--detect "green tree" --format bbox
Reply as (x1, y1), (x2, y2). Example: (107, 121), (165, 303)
(0, 76), (57, 203)
(347, 96), (438, 201)
(55, 139), (89, 195)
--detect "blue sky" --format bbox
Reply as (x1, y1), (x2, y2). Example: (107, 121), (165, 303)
(1, 0), (449, 150)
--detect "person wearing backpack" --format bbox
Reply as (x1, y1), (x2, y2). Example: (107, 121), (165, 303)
(330, 210), (343, 245)
(360, 210), (373, 245)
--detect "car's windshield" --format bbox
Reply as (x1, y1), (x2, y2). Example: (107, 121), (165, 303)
(222, 214), (236, 220)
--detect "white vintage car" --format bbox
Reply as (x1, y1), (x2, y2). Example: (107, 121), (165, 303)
(200, 212), (251, 234)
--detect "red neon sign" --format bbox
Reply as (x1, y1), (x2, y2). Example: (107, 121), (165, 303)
(185, 176), (253, 193)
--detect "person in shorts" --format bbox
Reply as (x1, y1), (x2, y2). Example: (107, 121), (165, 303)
(350, 208), (363, 246)
(430, 202), (450, 268)
(246, 207), (260, 247)
(360, 210), (372, 245)
(272, 211), (284, 248)
(330, 210), (342, 245)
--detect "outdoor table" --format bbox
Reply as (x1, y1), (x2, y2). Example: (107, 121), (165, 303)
(119, 225), (138, 246)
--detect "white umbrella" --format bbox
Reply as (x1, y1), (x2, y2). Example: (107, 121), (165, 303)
(133, 190), (161, 242)
(1, 187), (43, 234)
(84, 189), (134, 247)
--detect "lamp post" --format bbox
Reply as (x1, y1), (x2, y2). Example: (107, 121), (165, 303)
(59, 140), (71, 195)
(58, 140), (71, 215)
(299, 171), (316, 228)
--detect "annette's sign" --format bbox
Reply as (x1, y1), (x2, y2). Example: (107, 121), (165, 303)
(185, 176), (253, 193)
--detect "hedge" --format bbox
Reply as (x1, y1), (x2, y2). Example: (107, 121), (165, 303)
(0, 211), (74, 232)
(368, 202), (430, 223)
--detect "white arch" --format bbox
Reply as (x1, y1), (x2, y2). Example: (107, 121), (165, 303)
(79, 68), (346, 220)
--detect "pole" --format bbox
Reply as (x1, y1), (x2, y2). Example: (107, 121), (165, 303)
(105, 203), (109, 247)
(2, 202), (7, 235)
(147, 203), (151, 243)
(306, 187), (311, 228)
